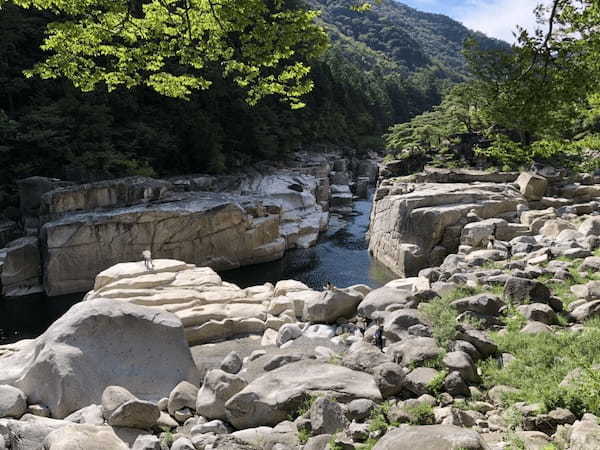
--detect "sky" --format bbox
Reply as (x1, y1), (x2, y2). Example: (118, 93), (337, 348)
(399, 0), (545, 43)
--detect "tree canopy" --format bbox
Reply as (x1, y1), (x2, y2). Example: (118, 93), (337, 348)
(0, 0), (329, 107)
(385, 0), (600, 172)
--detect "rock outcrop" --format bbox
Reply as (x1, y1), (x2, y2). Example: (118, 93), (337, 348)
(369, 177), (524, 276)
(0, 299), (199, 418)
(4, 153), (378, 297)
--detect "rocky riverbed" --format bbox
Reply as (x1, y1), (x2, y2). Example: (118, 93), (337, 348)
(1, 166), (600, 449)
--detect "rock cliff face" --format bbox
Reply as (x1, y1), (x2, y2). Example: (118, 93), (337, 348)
(1, 153), (379, 297)
(368, 167), (600, 277)
(41, 194), (286, 296)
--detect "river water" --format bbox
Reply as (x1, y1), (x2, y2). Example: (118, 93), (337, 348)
(0, 192), (396, 344)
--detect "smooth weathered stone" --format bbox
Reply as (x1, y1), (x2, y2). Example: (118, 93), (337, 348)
(372, 424), (487, 449)
(1, 237), (43, 297)
(0, 385), (27, 419)
(107, 399), (160, 429)
(225, 361), (381, 429)
(196, 369), (247, 421)
(43, 424), (128, 450)
(0, 299), (199, 418)
(168, 382), (199, 419)
(310, 398), (348, 435)
(302, 288), (363, 323)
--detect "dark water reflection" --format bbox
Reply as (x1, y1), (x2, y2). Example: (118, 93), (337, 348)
(221, 192), (397, 290)
(0, 192), (396, 344)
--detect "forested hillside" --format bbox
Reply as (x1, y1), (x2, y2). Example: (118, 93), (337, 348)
(0, 1), (502, 210)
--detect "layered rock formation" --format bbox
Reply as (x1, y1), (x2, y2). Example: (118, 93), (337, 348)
(1, 153), (379, 297)
(83, 259), (368, 346)
(369, 166), (600, 277)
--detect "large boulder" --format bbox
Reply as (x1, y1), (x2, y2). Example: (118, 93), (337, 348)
(368, 181), (523, 276)
(0, 415), (71, 449)
(516, 172), (548, 201)
(357, 287), (415, 319)
(1, 237), (43, 297)
(302, 288), (363, 323)
(43, 424), (128, 450)
(0, 299), (200, 418)
(372, 424), (487, 450)
(0, 385), (27, 419)
(224, 361), (382, 429)
(41, 194), (286, 296)
(196, 369), (247, 421)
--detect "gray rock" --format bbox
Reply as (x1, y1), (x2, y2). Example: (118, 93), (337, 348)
(0, 415), (70, 450)
(43, 423), (128, 449)
(372, 424), (486, 449)
(444, 371), (470, 397)
(384, 309), (430, 343)
(303, 288), (363, 323)
(0, 299), (199, 419)
(442, 352), (477, 383)
(276, 324), (302, 347)
(521, 321), (553, 334)
(341, 342), (390, 374)
(581, 256), (600, 272)
(404, 368), (440, 397)
(102, 386), (136, 420)
(456, 329), (498, 358)
(224, 361), (382, 429)
(579, 217), (600, 237)
(345, 399), (376, 422)
(221, 351), (243, 374)
(357, 287), (415, 319)
(373, 363), (405, 398)
(65, 404), (104, 425)
(1, 237), (43, 297)
(388, 337), (443, 366)
(107, 399), (160, 429)
(517, 303), (557, 324)
(168, 381), (198, 420)
(171, 437), (195, 450)
(196, 369), (247, 421)
(132, 434), (161, 450)
(0, 385), (26, 419)
(517, 172), (548, 201)
(571, 300), (600, 322)
(310, 397), (348, 435)
(263, 353), (305, 371)
(192, 419), (230, 435)
(504, 277), (551, 304)
(451, 294), (503, 316)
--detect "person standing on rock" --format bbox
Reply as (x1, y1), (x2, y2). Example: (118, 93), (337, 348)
(374, 318), (385, 352)
(142, 250), (154, 272)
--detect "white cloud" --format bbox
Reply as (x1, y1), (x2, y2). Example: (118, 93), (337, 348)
(454, 0), (545, 43)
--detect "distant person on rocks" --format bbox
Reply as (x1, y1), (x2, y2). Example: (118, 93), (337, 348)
(143, 250), (154, 272)
(374, 318), (385, 352)
(487, 224), (498, 249)
(324, 281), (334, 291)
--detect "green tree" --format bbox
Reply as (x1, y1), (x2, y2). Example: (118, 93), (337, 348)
(1, 0), (329, 107)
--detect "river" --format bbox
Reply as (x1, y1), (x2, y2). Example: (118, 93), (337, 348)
(0, 191), (396, 344)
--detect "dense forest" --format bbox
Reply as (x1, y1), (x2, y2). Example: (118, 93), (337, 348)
(0, 0), (504, 210)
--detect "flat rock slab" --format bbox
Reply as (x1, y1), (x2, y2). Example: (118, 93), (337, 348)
(225, 360), (382, 429)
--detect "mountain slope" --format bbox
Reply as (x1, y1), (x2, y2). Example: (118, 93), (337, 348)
(309, 0), (508, 80)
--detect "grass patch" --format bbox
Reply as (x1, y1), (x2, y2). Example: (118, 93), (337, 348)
(367, 401), (396, 434)
(297, 428), (311, 444)
(405, 402), (435, 425)
(422, 286), (503, 349)
(479, 318), (600, 416)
